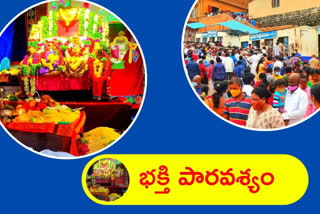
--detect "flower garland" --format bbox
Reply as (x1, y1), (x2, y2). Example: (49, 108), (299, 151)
(102, 22), (109, 45)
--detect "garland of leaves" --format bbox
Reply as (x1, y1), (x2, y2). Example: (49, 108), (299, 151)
(41, 16), (49, 39)
(60, 45), (69, 52)
(79, 8), (85, 36)
(92, 32), (102, 40)
(28, 41), (39, 48)
(52, 11), (58, 37)
(82, 40), (91, 46)
(29, 63), (41, 76)
(87, 12), (95, 38)
(96, 16), (102, 33)
(21, 66), (29, 76)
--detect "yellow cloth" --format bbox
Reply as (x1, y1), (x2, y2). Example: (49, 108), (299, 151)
(83, 127), (121, 154)
(255, 64), (266, 81)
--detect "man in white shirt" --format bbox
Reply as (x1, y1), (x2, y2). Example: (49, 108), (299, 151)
(282, 73), (308, 126)
(247, 51), (260, 76)
(217, 52), (225, 64)
(223, 52), (235, 80)
(273, 56), (283, 71)
(273, 42), (281, 57)
(184, 43), (190, 55)
(234, 49), (240, 61)
(262, 47), (267, 54)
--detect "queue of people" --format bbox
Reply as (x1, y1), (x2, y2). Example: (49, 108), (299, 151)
(184, 41), (320, 129)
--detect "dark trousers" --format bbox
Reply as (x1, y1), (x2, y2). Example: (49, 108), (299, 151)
(226, 72), (233, 80)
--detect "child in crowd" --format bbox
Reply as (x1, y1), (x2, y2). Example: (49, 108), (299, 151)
(200, 85), (209, 101)
(273, 66), (283, 80)
(308, 68), (320, 87)
(273, 79), (287, 112)
(254, 73), (267, 88)
(266, 67), (275, 85)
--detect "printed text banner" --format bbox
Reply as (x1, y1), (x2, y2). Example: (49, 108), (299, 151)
(82, 154), (308, 205)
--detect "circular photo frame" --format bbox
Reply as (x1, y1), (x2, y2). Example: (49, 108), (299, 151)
(182, 0), (320, 131)
(0, 0), (147, 159)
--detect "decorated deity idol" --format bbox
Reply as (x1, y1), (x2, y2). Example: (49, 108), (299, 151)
(38, 41), (64, 76)
(110, 31), (137, 65)
(64, 35), (87, 77)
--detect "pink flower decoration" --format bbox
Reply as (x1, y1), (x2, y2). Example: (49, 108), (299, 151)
(23, 55), (29, 65)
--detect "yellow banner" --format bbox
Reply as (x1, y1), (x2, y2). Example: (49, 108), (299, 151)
(82, 155), (308, 205)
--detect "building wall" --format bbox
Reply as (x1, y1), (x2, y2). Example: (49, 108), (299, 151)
(249, 0), (320, 18)
(195, 13), (234, 33)
(240, 26), (319, 56)
(194, 0), (248, 18)
(195, 32), (241, 47)
(184, 27), (198, 42)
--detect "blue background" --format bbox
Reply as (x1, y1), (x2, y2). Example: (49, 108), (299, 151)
(0, 0), (318, 213)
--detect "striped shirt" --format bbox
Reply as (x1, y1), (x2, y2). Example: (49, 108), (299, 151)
(273, 90), (287, 108)
(223, 94), (252, 126)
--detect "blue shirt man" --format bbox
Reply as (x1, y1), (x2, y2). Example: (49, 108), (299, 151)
(230, 55), (237, 65)
(212, 61), (226, 81)
(295, 51), (302, 57)
(234, 62), (245, 78)
(186, 58), (201, 80)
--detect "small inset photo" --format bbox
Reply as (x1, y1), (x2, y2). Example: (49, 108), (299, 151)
(183, 0), (320, 131)
(84, 158), (129, 202)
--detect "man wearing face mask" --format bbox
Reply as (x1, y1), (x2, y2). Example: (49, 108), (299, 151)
(282, 73), (308, 126)
(273, 67), (283, 80)
(192, 75), (202, 95)
(223, 77), (252, 126)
